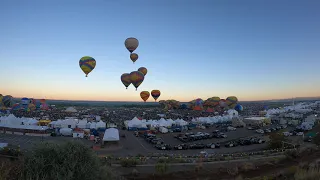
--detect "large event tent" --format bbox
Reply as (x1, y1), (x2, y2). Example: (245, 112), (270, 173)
(102, 128), (120, 141)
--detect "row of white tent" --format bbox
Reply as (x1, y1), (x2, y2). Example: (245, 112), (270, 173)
(0, 114), (48, 130)
(266, 101), (320, 116)
(49, 119), (106, 129)
(125, 110), (239, 128)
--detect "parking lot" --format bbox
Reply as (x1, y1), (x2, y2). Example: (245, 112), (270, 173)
(0, 124), (298, 157)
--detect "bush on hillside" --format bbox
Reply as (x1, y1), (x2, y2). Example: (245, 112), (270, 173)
(0, 142), (116, 180)
(120, 159), (138, 167)
(268, 132), (287, 149)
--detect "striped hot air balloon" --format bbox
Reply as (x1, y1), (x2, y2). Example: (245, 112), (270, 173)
(79, 56), (96, 77)
(140, 91), (150, 102)
(121, 73), (131, 89)
(151, 90), (161, 101)
(130, 71), (144, 90)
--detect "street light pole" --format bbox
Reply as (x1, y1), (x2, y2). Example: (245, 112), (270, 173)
(41, 127), (44, 142)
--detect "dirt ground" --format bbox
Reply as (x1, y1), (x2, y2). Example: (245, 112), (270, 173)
(122, 148), (320, 180)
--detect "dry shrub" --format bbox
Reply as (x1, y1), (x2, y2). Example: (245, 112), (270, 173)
(240, 162), (256, 172)
(283, 165), (298, 176)
(0, 158), (24, 180)
(294, 167), (320, 180)
(234, 175), (243, 180)
(227, 166), (239, 176)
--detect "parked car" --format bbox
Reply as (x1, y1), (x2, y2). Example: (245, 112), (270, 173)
(256, 129), (264, 134)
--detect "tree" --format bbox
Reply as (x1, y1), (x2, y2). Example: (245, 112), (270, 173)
(313, 133), (320, 145)
(22, 142), (116, 180)
(268, 132), (287, 149)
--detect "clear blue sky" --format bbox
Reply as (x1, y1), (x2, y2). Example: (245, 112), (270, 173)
(1, 0), (320, 102)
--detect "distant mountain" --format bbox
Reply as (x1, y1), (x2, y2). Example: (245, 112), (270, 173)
(11, 96), (320, 106)
(260, 97), (320, 103)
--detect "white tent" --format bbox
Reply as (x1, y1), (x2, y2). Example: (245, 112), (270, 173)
(77, 120), (88, 129)
(227, 109), (239, 117)
(65, 107), (77, 113)
(157, 118), (169, 127)
(175, 119), (188, 126)
(127, 117), (142, 128)
(90, 122), (97, 129)
(103, 128), (120, 141)
(96, 120), (106, 129)
(61, 119), (77, 128)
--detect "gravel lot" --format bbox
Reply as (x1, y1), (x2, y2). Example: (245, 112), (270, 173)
(0, 124), (296, 157)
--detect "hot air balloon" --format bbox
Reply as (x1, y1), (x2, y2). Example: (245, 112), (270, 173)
(79, 56), (96, 77)
(0, 94), (3, 107)
(40, 99), (46, 104)
(130, 71), (144, 91)
(120, 73), (131, 89)
(130, 53), (139, 63)
(219, 99), (227, 108)
(11, 103), (20, 111)
(210, 97), (221, 106)
(28, 103), (36, 111)
(140, 91), (150, 102)
(138, 67), (148, 76)
(125, 37), (139, 53)
(2, 95), (13, 108)
(151, 90), (161, 101)
(235, 104), (243, 112)
(29, 98), (36, 105)
(226, 96), (238, 106)
(21, 98), (29, 105)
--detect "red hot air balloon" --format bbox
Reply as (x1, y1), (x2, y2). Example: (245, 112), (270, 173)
(130, 71), (144, 91)
(151, 90), (161, 101)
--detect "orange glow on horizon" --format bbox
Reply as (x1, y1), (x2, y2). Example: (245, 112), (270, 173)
(2, 90), (319, 103)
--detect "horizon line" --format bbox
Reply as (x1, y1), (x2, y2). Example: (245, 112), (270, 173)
(10, 96), (320, 103)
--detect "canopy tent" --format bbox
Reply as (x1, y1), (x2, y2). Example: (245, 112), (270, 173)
(65, 107), (77, 113)
(127, 117), (142, 128)
(96, 120), (106, 129)
(103, 128), (120, 141)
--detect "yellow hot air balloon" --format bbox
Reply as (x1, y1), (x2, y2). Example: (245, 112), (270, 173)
(79, 56), (96, 77)
(140, 91), (150, 102)
(138, 67), (148, 76)
(130, 53), (139, 63)
(125, 37), (139, 53)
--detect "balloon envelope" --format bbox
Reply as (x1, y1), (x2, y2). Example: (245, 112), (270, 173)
(40, 99), (46, 104)
(235, 104), (243, 112)
(138, 67), (148, 76)
(79, 56), (96, 77)
(125, 37), (139, 53)
(21, 98), (29, 105)
(2, 95), (13, 108)
(130, 53), (139, 63)
(151, 90), (161, 101)
(219, 99), (227, 108)
(121, 73), (131, 89)
(28, 103), (36, 111)
(130, 71), (144, 90)
(140, 91), (150, 102)
(226, 96), (238, 105)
